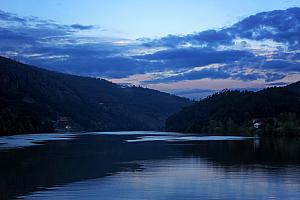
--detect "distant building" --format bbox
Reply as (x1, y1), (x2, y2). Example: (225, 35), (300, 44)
(252, 118), (263, 129)
(54, 116), (73, 132)
(254, 122), (262, 129)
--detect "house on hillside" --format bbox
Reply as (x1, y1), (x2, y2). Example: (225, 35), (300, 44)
(54, 116), (73, 132)
(252, 118), (262, 129)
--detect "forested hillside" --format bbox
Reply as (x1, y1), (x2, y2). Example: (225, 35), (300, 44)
(0, 56), (191, 135)
(166, 82), (300, 136)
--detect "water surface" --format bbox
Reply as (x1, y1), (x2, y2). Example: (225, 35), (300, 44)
(0, 132), (299, 199)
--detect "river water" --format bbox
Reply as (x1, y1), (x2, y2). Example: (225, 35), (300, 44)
(0, 131), (299, 199)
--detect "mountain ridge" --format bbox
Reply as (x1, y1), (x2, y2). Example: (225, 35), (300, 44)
(0, 56), (191, 135)
(166, 82), (300, 136)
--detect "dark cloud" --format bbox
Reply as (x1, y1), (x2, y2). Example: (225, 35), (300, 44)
(144, 68), (231, 84)
(143, 29), (234, 48)
(135, 48), (255, 70)
(174, 89), (216, 95)
(232, 72), (264, 81)
(0, 9), (97, 39)
(70, 24), (96, 30)
(143, 8), (300, 50)
(37, 56), (153, 78)
(0, 10), (27, 23)
(229, 7), (300, 48)
(265, 73), (286, 82)
(144, 66), (286, 84)
(260, 60), (300, 72)
(267, 82), (288, 86)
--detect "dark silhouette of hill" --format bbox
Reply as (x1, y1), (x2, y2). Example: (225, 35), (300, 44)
(166, 82), (300, 136)
(0, 56), (191, 135)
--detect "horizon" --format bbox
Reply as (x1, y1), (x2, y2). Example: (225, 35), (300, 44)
(0, 1), (300, 99)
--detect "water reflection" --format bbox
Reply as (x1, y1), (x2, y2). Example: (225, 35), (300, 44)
(126, 135), (256, 142)
(179, 136), (300, 165)
(19, 158), (300, 200)
(0, 133), (76, 150)
(0, 132), (299, 199)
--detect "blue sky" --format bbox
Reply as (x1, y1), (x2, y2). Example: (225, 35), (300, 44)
(1, 0), (300, 38)
(0, 1), (300, 99)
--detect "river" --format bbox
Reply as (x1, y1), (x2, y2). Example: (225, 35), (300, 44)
(0, 131), (299, 199)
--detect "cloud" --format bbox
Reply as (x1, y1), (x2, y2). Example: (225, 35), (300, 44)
(229, 7), (300, 48)
(259, 60), (300, 72)
(70, 24), (96, 30)
(134, 48), (257, 75)
(144, 68), (231, 84)
(142, 8), (300, 50)
(0, 10), (27, 23)
(143, 65), (285, 84)
(173, 88), (216, 95)
(266, 82), (288, 86)
(0, 8), (299, 91)
(143, 29), (234, 48)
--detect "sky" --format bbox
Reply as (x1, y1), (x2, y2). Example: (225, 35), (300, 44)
(1, 0), (300, 38)
(0, 0), (300, 99)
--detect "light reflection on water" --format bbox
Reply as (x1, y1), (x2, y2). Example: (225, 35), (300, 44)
(19, 158), (300, 200)
(0, 132), (299, 200)
(0, 131), (180, 150)
(0, 133), (77, 150)
(125, 135), (257, 142)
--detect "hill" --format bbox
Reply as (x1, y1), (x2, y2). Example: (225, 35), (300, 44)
(166, 82), (300, 136)
(0, 56), (191, 135)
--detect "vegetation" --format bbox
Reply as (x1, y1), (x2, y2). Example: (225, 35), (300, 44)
(0, 56), (191, 135)
(166, 82), (300, 136)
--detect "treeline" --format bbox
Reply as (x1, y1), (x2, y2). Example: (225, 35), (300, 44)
(166, 82), (300, 136)
(0, 108), (54, 134)
(185, 113), (300, 136)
